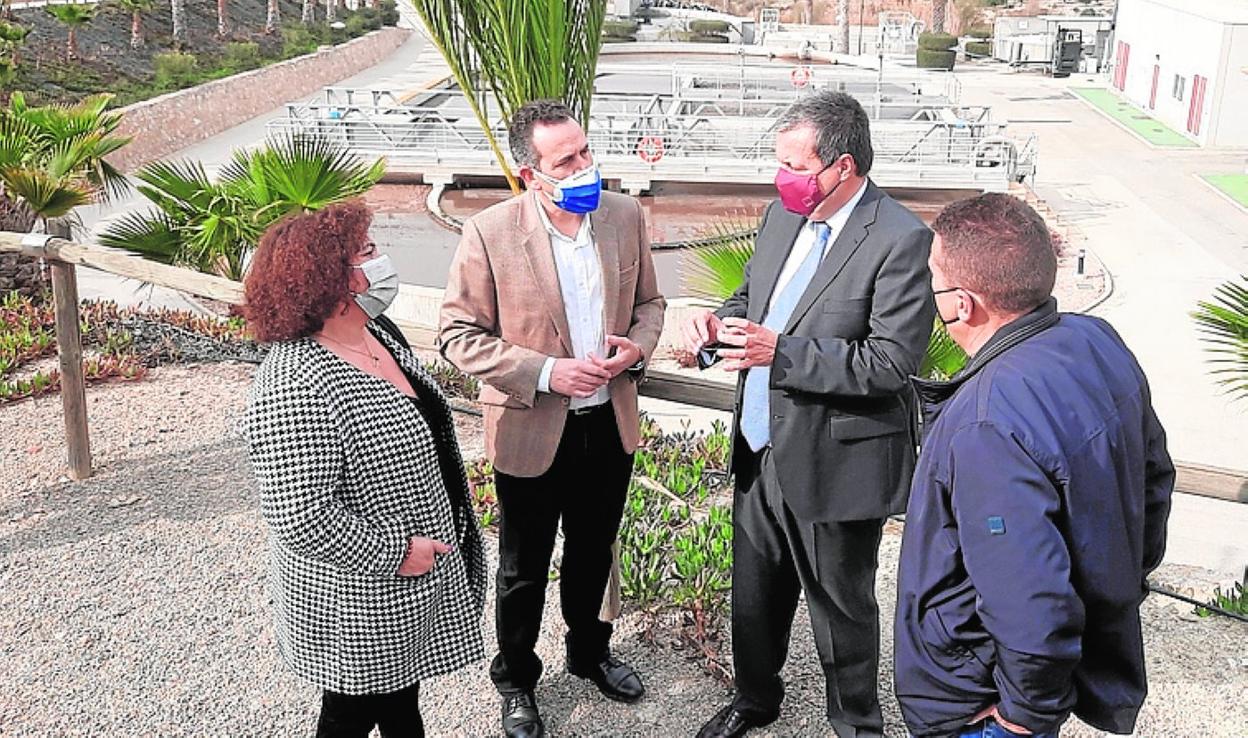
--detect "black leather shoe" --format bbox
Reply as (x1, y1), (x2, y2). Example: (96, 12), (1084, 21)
(695, 703), (777, 738)
(501, 691), (545, 738)
(567, 655), (646, 703)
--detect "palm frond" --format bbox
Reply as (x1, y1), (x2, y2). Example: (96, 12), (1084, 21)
(1193, 276), (1248, 400)
(97, 209), (181, 264)
(684, 219), (758, 302)
(920, 319), (967, 381)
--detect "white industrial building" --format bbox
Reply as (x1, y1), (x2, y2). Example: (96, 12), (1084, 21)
(1109, 0), (1248, 146)
(992, 16), (1114, 71)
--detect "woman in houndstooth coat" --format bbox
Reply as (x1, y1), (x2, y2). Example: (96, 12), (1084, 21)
(243, 202), (486, 737)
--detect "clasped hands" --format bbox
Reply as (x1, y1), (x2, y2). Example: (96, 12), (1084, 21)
(549, 334), (642, 399)
(680, 310), (777, 372)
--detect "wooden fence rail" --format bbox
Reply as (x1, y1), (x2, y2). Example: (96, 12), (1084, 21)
(1, 231), (1244, 503)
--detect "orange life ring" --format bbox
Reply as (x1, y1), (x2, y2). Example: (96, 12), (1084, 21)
(791, 65), (813, 88)
(637, 135), (665, 163)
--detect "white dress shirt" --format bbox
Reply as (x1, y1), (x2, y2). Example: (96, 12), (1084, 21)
(534, 206), (610, 409)
(768, 179), (868, 312)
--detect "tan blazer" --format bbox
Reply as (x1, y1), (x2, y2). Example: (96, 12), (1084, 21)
(439, 190), (666, 477)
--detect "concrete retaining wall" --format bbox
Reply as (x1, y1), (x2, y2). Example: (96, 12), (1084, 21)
(109, 27), (411, 173)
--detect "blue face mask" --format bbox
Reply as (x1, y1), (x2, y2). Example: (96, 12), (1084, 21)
(535, 164), (602, 214)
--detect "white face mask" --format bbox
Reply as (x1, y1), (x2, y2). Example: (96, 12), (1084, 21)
(353, 253), (399, 319)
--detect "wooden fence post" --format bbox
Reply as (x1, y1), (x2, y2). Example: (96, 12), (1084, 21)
(45, 228), (92, 480)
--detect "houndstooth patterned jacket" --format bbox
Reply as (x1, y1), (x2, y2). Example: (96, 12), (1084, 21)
(245, 323), (486, 695)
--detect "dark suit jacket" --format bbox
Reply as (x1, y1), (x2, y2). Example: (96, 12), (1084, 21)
(717, 181), (935, 522)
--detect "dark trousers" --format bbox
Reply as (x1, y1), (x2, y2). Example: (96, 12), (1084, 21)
(489, 404), (634, 695)
(731, 448), (886, 738)
(316, 682), (423, 738)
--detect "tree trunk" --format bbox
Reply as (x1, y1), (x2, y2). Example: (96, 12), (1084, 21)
(217, 0), (228, 37)
(835, 0), (849, 53)
(66, 27), (77, 61)
(932, 0), (947, 33)
(0, 191), (45, 302)
(325, 0), (335, 23)
(301, 0), (314, 24)
(265, 0), (279, 34)
(131, 9), (144, 49)
(171, 0), (186, 49)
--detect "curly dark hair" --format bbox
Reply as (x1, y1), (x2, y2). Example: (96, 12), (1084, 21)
(508, 98), (575, 168)
(244, 200), (373, 343)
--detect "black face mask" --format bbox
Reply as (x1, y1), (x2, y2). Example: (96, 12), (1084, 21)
(933, 287), (962, 326)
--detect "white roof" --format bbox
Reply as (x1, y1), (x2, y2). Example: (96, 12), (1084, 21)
(1122, 0), (1248, 25)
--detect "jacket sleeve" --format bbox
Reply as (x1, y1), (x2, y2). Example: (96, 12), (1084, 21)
(1141, 402), (1174, 574)
(248, 382), (409, 577)
(714, 201), (777, 322)
(949, 422), (1083, 734)
(626, 198), (667, 364)
(769, 225), (934, 397)
(438, 218), (549, 406)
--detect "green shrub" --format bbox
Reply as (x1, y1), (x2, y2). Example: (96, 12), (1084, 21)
(689, 19), (730, 34)
(345, 14), (370, 37)
(965, 41), (992, 57)
(916, 48), (956, 69)
(355, 6), (383, 30)
(634, 7), (668, 19)
(690, 33), (730, 43)
(918, 32), (957, 51)
(223, 41), (261, 72)
(153, 51), (198, 89)
(281, 25), (320, 57)
(379, 0), (399, 26)
(603, 19), (639, 36)
(966, 25), (992, 39)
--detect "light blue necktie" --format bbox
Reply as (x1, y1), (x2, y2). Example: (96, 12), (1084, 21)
(740, 223), (832, 451)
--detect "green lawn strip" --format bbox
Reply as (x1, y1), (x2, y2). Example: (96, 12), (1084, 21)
(1201, 174), (1248, 208)
(1071, 88), (1197, 148)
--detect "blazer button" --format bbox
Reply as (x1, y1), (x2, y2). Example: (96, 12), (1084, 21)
(561, 398), (570, 406)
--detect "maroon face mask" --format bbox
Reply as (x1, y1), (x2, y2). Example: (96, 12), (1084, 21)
(774, 161), (841, 217)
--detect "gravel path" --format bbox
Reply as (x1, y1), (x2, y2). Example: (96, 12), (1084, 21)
(1, 365), (1245, 736)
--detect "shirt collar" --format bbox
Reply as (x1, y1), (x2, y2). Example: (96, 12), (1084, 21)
(810, 178), (868, 234)
(535, 198), (592, 244)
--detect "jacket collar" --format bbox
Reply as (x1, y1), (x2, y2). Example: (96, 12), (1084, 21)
(911, 297), (1061, 408)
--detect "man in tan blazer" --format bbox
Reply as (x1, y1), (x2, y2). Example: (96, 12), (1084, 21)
(439, 99), (665, 738)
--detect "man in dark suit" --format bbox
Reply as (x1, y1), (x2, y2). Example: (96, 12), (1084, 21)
(682, 90), (935, 738)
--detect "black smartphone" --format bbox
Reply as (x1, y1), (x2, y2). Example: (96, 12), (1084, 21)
(696, 341), (729, 370)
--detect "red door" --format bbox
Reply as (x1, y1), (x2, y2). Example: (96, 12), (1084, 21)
(1149, 64), (1160, 109)
(1114, 41), (1131, 90)
(1188, 74), (1207, 135)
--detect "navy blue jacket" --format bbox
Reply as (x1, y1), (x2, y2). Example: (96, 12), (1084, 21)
(894, 299), (1174, 736)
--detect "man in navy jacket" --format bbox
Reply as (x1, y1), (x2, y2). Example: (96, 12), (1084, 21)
(894, 193), (1174, 737)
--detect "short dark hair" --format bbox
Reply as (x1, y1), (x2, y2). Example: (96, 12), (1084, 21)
(779, 90), (874, 175)
(508, 99), (575, 168)
(932, 193), (1058, 315)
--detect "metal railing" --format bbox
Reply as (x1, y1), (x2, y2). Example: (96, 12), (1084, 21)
(269, 88), (1031, 191)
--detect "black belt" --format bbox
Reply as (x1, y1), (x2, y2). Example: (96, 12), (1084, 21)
(569, 402), (610, 417)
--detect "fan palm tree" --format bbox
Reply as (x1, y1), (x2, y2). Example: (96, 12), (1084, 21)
(171, 0), (186, 48)
(931, 0), (947, 34)
(411, 0), (607, 193)
(217, 0), (229, 36)
(45, 2), (96, 62)
(0, 92), (130, 230)
(301, 0), (314, 24)
(325, 0), (335, 23)
(264, 0), (280, 34)
(116, 0), (154, 49)
(835, 0), (849, 53)
(100, 134), (385, 281)
(1, 92), (130, 299)
(686, 217), (968, 380)
(1193, 276), (1248, 401)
